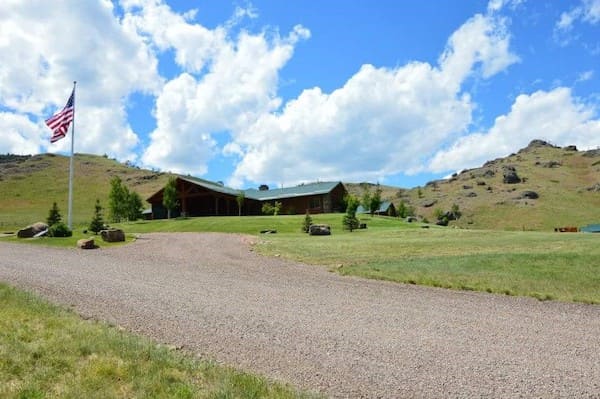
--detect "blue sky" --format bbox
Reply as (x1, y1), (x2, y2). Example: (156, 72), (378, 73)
(1, 0), (599, 189)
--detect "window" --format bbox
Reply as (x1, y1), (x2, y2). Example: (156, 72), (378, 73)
(309, 197), (321, 209)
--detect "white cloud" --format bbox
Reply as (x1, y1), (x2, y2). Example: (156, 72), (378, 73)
(487, 0), (524, 13)
(576, 70), (595, 83)
(555, 0), (600, 44)
(0, 113), (46, 155)
(439, 14), (519, 85)
(226, 13), (518, 186)
(0, 0), (161, 159)
(131, 0), (310, 175)
(428, 88), (600, 172)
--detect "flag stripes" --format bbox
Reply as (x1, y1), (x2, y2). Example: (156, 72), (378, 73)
(46, 89), (75, 143)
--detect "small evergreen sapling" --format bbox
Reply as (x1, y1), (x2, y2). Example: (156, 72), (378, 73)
(302, 211), (313, 233)
(89, 199), (105, 234)
(46, 202), (62, 227)
(342, 194), (360, 232)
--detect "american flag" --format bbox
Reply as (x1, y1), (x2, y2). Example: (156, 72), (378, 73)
(45, 88), (75, 143)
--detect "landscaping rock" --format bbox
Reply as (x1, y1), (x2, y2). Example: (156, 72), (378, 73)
(309, 224), (331, 236)
(502, 165), (521, 184)
(17, 222), (48, 238)
(100, 229), (125, 242)
(77, 238), (96, 249)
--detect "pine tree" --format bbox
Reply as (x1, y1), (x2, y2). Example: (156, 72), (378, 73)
(46, 202), (62, 227)
(89, 199), (105, 234)
(302, 210), (313, 233)
(369, 184), (382, 216)
(342, 194), (360, 232)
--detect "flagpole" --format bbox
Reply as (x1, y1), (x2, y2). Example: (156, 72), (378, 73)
(67, 81), (76, 230)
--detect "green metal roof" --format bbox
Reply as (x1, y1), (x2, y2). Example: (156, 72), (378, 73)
(357, 201), (394, 214)
(176, 176), (341, 201)
(178, 175), (243, 197)
(244, 181), (342, 201)
(580, 224), (600, 233)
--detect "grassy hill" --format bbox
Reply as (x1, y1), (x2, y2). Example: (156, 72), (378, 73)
(1, 139), (599, 231)
(396, 141), (600, 230)
(0, 153), (172, 229)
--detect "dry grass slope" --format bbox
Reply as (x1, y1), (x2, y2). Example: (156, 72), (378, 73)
(348, 141), (599, 231)
(0, 153), (173, 229)
(1, 140), (598, 231)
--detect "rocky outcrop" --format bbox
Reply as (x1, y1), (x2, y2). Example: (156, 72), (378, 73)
(421, 199), (437, 208)
(518, 139), (558, 153)
(502, 166), (521, 184)
(517, 191), (539, 200)
(17, 222), (48, 238)
(535, 160), (561, 168)
(587, 183), (600, 192)
(100, 229), (125, 242)
(471, 169), (495, 179)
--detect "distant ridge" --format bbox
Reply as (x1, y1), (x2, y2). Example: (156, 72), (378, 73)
(1, 140), (599, 230)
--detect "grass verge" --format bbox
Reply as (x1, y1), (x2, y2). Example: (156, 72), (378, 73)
(0, 230), (135, 248)
(4, 214), (599, 304)
(0, 283), (317, 399)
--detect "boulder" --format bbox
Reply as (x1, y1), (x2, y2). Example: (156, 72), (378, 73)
(421, 199), (437, 208)
(77, 238), (96, 249)
(309, 224), (331, 236)
(587, 183), (600, 192)
(465, 192), (478, 198)
(462, 185), (473, 190)
(536, 160), (561, 168)
(520, 190), (539, 199)
(471, 168), (495, 178)
(100, 229), (125, 242)
(17, 222), (49, 238)
(564, 145), (578, 151)
(583, 149), (600, 158)
(502, 165), (521, 184)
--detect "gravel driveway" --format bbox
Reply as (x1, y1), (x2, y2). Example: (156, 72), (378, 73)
(1, 233), (599, 398)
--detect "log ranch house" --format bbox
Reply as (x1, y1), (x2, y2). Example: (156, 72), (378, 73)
(146, 176), (347, 218)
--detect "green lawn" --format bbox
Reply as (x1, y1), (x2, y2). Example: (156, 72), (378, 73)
(3, 214), (599, 303)
(0, 283), (317, 399)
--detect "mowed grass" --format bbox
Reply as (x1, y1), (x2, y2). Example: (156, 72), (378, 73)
(6, 214), (599, 303)
(0, 283), (317, 399)
(253, 220), (600, 304)
(113, 214), (600, 304)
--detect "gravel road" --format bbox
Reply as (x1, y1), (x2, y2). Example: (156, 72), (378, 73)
(1, 233), (599, 398)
